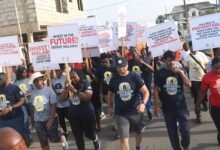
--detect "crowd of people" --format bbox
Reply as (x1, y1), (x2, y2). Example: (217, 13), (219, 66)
(0, 41), (220, 150)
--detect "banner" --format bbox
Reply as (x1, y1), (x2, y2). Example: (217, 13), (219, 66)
(69, 17), (99, 48)
(145, 21), (181, 57)
(118, 6), (127, 38)
(48, 23), (82, 63)
(0, 35), (21, 66)
(29, 41), (59, 71)
(98, 29), (113, 53)
(81, 47), (100, 58)
(137, 23), (146, 43)
(189, 13), (220, 51)
(113, 22), (137, 49)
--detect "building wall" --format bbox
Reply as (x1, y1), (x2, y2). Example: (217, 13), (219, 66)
(0, 0), (86, 38)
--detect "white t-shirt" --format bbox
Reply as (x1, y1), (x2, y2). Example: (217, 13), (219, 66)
(184, 51), (209, 81)
(180, 51), (190, 61)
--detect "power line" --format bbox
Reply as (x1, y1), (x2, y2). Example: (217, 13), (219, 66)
(87, 0), (130, 11)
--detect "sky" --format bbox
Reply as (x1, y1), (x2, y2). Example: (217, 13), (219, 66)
(85, 0), (217, 24)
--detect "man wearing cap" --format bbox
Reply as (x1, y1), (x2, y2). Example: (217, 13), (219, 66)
(29, 72), (68, 150)
(107, 57), (149, 150)
(0, 72), (25, 137)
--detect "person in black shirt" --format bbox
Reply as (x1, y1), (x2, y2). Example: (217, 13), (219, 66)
(64, 69), (100, 150)
(108, 57), (149, 150)
(0, 72), (25, 136)
(154, 51), (191, 150)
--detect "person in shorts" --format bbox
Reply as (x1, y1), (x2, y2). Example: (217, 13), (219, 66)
(107, 57), (149, 150)
(29, 72), (68, 150)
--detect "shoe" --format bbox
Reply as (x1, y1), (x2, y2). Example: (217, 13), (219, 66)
(148, 112), (153, 121)
(136, 145), (141, 150)
(202, 102), (208, 112)
(217, 133), (220, 146)
(93, 140), (100, 150)
(100, 112), (106, 120)
(196, 114), (201, 123)
(61, 135), (68, 150)
(184, 146), (189, 150)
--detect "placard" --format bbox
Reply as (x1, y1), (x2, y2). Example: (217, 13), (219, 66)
(146, 21), (181, 57)
(48, 23), (82, 63)
(113, 22), (137, 49)
(98, 29), (113, 53)
(0, 35), (21, 66)
(118, 6), (127, 38)
(189, 13), (220, 51)
(29, 41), (59, 71)
(137, 23), (146, 43)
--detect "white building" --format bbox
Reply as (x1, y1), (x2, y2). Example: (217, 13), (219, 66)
(0, 0), (86, 42)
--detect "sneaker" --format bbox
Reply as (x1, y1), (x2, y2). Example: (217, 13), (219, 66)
(196, 114), (201, 123)
(61, 135), (68, 150)
(93, 140), (100, 150)
(100, 112), (106, 120)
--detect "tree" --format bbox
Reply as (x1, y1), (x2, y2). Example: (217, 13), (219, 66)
(156, 15), (165, 24)
(200, 9), (216, 16)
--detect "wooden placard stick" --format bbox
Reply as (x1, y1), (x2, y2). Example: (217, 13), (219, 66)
(84, 47), (90, 71)
(6, 66), (12, 83)
(65, 63), (74, 97)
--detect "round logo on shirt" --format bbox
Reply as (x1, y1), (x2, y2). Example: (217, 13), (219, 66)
(70, 95), (80, 105)
(117, 82), (132, 101)
(104, 71), (112, 85)
(54, 83), (63, 95)
(33, 96), (45, 112)
(0, 94), (9, 111)
(19, 83), (28, 94)
(132, 66), (142, 75)
(164, 77), (178, 95)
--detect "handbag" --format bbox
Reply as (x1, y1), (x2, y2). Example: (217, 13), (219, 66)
(189, 53), (207, 73)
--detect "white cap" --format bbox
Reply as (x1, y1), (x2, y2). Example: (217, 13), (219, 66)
(28, 72), (44, 84)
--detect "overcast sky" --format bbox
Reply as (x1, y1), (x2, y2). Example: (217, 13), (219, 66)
(86, 0), (217, 24)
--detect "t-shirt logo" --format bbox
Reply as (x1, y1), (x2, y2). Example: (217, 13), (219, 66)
(132, 66), (142, 75)
(0, 94), (10, 111)
(70, 95), (80, 105)
(86, 75), (92, 83)
(104, 71), (112, 85)
(33, 96), (46, 112)
(164, 77), (179, 95)
(117, 82), (132, 101)
(19, 83), (28, 93)
(54, 83), (63, 95)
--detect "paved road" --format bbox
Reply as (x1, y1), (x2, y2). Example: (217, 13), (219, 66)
(30, 90), (220, 150)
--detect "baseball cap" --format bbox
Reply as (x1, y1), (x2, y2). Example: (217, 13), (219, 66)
(116, 57), (128, 68)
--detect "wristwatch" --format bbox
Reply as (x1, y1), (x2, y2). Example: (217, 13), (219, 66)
(74, 89), (78, 93)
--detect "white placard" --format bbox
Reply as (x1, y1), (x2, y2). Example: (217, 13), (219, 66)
(48, 23), (82, 63)
(0, 35), (21, 66)
(70, 17), (99, 48)
(28, 41), (59, 71)
(189, 13), (220, 51)
(118, 6), (127, 38)
(81, 47), (100, 58)
(113, 22), (137, 49)
(98, 29), (113, 53)
(146, 21), (181, 57)
(137, 23), (146, 43)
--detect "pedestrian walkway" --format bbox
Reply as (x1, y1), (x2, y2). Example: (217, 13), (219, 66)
(29, 91), (220, 150)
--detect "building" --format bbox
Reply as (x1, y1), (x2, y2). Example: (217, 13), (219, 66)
(0, 0), (87, 43)
(165, 1), (216, 40)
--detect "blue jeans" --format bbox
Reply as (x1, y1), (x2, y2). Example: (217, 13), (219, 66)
(163, 110), (190, 150)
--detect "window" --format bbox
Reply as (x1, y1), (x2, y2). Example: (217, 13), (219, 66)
(69, 0), (72, 2)
(192, 11), (196, 16)
(77, 0), (84, 11)
(55, 0), (68, 13)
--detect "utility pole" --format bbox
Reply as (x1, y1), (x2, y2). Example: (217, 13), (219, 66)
(13, 0), (23, 43)
(219, 0), (220, 12)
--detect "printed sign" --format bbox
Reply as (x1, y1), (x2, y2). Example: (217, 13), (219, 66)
(98, 29), (113, 53)
(137, 23), (146, 43)
(0, 35), (21, 66)
(189, 13), (220, 51)
(28, 41), (59, 71)
(48, 23), (82, 63)
(69, 17), (99, 48)
(113, 22), (137, 49)
(81, 47), (100, 58)
(146, 21), (181, 57)
(118, 6), (127, 38)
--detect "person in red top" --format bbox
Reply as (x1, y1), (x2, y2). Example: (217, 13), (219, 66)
(196, 57), (220, 146)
